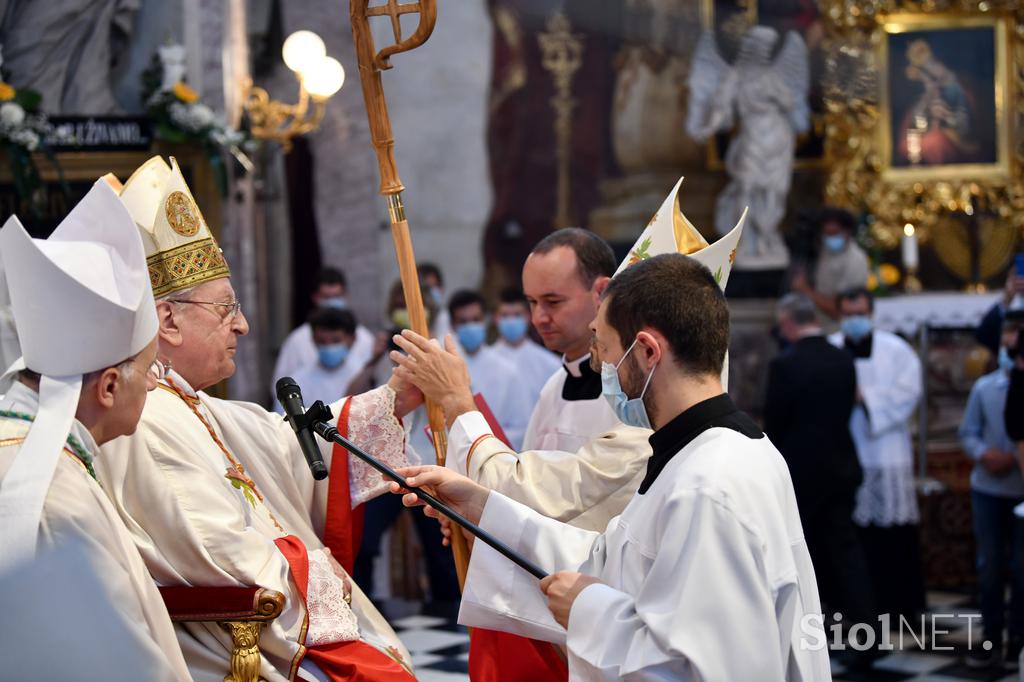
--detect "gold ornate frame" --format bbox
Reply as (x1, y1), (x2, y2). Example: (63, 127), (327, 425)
(821, 1), (1024, 250)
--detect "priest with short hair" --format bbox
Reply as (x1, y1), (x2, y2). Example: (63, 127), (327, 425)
(0, 179), (191, 680)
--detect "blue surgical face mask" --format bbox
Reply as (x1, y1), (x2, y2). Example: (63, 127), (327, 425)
(823, 235), (847, 253)
(841, 315), (873, 343)
(456, 322), (487, 353)
(601, 339), (657, 429)
(430, 287), (444, 307)
(497, 316), (528, 343)
(999, 346), (1015, 373)
(322, 296), (348, 310)
(318, 343), (350, 368)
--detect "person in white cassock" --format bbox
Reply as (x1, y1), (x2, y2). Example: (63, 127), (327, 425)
(0, 179), (192, 681)
(448, 289), (532, 449)
(271, 266), (375, 400)
(392, 253), (831, 681)
(95, 156), (421, 682)
(829, 287), (926, 622)
(519, 228), (622, 453)
(490, 286), (561, 411)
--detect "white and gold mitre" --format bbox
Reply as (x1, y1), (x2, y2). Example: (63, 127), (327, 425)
(614, 176), (746, 292)
(118, 155), (230, 298)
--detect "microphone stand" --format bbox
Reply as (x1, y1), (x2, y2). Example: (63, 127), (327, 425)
(299, 400), (548, 581)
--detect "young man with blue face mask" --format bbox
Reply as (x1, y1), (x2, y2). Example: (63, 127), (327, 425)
(273, 307), (361, 414)
(271, 266), (376, 403)
(491, 287), (561, 412)
(449, 289), (533, 449)
(829, 287), (927, 627)
(959, 311), (1024, 669)
(387, 254), (829, 680)
(792, 207), (870, 319)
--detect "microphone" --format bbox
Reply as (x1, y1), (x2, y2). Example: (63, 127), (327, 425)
(276, 377), (329, 481)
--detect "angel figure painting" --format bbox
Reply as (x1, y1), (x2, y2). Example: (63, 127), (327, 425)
(687, 26), (810, 270)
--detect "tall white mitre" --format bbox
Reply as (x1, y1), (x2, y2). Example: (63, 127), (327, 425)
(116, 155), (230, 298)
(614, 176), (747, 291)
(615, 177), (746, 385)
(0, 179), (158, 572)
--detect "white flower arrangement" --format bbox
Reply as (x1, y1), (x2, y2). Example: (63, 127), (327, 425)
(143, 44), (252, 173)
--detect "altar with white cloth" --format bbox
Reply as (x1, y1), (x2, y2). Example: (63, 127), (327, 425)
(873, 292), (1001, 335)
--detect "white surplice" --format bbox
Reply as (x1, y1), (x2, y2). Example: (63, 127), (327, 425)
(0, 383), (192, 681)
(521, 354), (620, 452)
(460, 419), (831, 681)
(490, 338), (561, 413)
(828, 329), (922, 526)
(446, 411), (651, 531)
(461, 344), (533, 450)
(96, 370), (413, 682)
(271, 323), (374, 397)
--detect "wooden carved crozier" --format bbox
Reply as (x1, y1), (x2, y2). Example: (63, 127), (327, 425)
(349, 0), (470, 586)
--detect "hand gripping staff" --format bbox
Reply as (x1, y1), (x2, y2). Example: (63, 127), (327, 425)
(297, 397), (547, 581)
(348, 0), (471, 586)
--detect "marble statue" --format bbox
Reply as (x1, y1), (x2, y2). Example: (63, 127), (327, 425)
(687, 26), (810, 270)
(0, 0), (138, 114)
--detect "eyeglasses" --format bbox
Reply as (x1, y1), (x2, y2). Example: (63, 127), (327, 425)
(171, 299), (242, 320)
(148, 358), (167, 381)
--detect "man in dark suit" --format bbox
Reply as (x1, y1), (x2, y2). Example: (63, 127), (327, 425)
(765, 293), (877, 661)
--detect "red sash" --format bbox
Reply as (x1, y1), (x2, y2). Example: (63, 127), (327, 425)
(322, 397), (365, 574)
(275, 535), (414, 681)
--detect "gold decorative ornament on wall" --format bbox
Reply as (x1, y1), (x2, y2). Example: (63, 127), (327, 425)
(820, 0), (1024, 280)
(245, 31), (345, 152)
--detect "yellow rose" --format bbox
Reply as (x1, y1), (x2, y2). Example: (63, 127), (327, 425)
(879, 263), (901, 286)
(172, 81), (200, 104)
(867, 273), (879, 291)
(0, 82), (16, 101)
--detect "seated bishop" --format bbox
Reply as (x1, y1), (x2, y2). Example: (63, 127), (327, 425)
(95, 156), (420, 682)
(0, 179), (191, 680)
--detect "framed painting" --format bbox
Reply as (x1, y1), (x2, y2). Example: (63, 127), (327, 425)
(879, 14), (1010, 181)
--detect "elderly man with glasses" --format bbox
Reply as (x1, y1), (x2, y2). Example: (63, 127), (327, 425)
(95, 157), (421, 682)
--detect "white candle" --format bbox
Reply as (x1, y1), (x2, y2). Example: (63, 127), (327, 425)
(902, 223), (919, 271)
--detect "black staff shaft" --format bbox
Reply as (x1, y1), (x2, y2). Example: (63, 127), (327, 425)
(312, 421), (548, 580)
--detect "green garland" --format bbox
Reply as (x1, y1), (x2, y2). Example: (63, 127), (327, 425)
(0, 409), (97, 480)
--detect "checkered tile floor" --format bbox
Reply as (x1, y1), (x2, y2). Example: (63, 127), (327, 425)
(384, 592), (1023, 681)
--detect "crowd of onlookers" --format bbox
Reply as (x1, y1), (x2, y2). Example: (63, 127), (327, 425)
(767, 207), (1024, 670)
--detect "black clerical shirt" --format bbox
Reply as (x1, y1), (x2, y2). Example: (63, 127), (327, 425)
(560, 355), (603, 401)
(640, 393), (763, 494)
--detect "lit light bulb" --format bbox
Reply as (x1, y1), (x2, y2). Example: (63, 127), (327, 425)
(282, 31), (326, 74)
(903, 223), (915, 237)
(302, 57), (345, 99)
